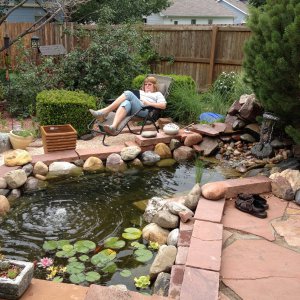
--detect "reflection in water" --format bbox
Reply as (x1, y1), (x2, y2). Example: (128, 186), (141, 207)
(0, 163), (225, 288)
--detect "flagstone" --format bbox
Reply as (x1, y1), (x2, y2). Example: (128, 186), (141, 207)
(223, 277), (300, 300)
(272, 215), (300, 248)
(222, 196), (287, 241)
(221, 239), (300, 279)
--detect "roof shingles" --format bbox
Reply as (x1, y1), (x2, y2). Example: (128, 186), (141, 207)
(161, 0), (236, 17)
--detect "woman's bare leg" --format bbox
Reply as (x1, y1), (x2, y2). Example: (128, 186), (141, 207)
(101, 94), (126, 114)
(111, 106), (127, 129)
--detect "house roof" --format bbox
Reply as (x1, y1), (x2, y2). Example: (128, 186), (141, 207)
(219, 0), (248, 14)
(161, 0), (236, 18)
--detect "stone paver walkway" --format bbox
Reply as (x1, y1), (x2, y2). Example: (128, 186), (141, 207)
(220, 197), (300, 300)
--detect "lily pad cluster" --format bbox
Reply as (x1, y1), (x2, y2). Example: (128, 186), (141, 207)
(40, 227), (157, 287)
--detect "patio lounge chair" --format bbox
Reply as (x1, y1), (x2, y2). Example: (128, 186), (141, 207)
(88, 74), (173, 146)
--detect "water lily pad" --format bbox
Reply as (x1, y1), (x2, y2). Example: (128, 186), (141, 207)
(79, 255), (89, 262)
(53, 276), (63, 283)
(56, 249), (76, 258)
(131, 242), (146, 249)
(57, 240), (70, 249)
(91, 249), (116, 267)
(122, 227), (142, 240)
(70, 273), (86, 284)
(102, 262), (117, 273)
(134, 249), (153, 262)
(68, 257), (78, 263)
(104, 237), (125, 249)
(62, 244), (74, 252)
(85, 271), (101, 282)
(120, 269), (132, 277)
(66, 262), (85, 274)
(43, 240), (58, 251)
(74, 240), (96, 253)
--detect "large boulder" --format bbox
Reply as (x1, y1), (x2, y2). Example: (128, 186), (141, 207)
(154, 143), (172, 159)
(142, 223), (170, 245)
(83, 157), (105, 172)
(184, 183), (202, 209)
(150, 245), (177, 278)
(184, 133), (203, 147)
(173, 146), (195, 162)
(201, 181), (227, 200)
(143, 197), (167, 223)
(4, 149), (32, 167)
(48, 161), (82, 176)
(106, 153), (127, 172)
(140, 151), (161, 166)
(4, 169), (27, 189)
(152, 210), (179, 229)
(120, 146), (141, 161)
(0, 195), (10, 215)
(0, 133), (12, 153)
(153, 272), (170, 297)
(33, 161), (48, 176)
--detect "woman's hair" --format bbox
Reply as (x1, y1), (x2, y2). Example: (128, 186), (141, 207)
(143, 76), (159, 92)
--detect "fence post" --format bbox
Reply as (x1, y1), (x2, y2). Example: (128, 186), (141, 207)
(208, 25), (219, 86)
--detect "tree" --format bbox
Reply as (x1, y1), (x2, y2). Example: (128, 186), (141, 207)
(0, 0), (89, 52)
(248, 0), (266, 7)
(243, 0), (300, 126)
(71, 0), (171, 24)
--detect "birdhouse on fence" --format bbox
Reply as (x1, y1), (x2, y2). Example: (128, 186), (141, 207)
(38, 44), (67, 63)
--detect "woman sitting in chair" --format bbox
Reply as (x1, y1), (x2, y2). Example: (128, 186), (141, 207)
(89, 76), (167, 135)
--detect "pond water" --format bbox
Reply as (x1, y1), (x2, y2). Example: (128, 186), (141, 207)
(0, 163), (225, 292)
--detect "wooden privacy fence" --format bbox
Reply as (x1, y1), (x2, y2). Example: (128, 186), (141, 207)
(0, 23), (251, 90)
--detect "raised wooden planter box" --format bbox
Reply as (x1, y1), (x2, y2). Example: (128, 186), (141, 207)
(41, 124), (77, 153)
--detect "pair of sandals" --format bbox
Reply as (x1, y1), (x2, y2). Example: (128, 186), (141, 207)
(235, 193), (269, 218)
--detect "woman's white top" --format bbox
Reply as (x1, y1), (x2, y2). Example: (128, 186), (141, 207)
(139, 90), (166, 104)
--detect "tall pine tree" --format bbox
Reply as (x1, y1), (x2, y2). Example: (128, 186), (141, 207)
(243, 0), (300, 127)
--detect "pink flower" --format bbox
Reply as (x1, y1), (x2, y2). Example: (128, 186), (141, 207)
(38, 257), (53, 268)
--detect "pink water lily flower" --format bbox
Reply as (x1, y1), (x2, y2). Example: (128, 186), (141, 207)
(38, 257), (53, 268)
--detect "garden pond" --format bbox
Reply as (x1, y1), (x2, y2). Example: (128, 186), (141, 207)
(0, 163), (225, 293)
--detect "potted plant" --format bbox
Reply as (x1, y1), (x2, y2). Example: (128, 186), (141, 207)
(0, 253), (34, 299)
(8, 129), (34, 150)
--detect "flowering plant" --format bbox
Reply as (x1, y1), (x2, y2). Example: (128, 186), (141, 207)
(37, 257), (53, 268)
(213, 71), (237, 95)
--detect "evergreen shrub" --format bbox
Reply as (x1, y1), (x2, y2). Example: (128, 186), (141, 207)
(36, 90), (96, 136)
(243, 0), (300, 126)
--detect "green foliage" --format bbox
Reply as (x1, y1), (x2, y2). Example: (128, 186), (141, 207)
(249, 0), (266, 7)
(36, 89), (96, 136)
(213, 71), (238, 96)
(58, 23), (153, 100)
(195, 158), (204, 184)
(134, 275), (151, 289)
(148, 241), (159, 250)
(12, 130), (32, 137)
(72, 0), (171, 24)
(285, 125), (300, 144)
(3, 42), (62, 117)
(243, 0), (300, 126)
